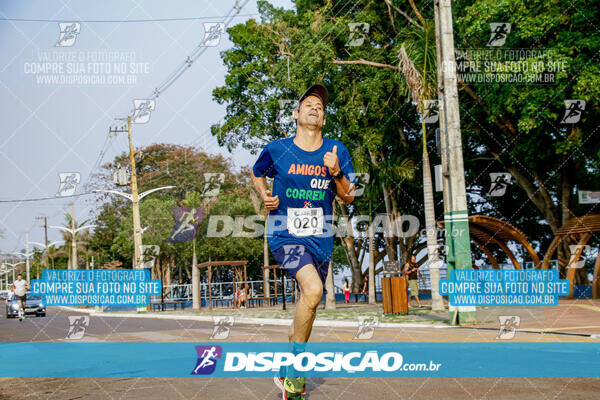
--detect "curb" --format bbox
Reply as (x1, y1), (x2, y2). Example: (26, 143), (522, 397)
(58, 306), (451, 329)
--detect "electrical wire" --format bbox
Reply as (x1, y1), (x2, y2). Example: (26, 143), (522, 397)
(0, 193), (93, 203)
(0, 14), (256, 23)
(4, 1), (249, 207)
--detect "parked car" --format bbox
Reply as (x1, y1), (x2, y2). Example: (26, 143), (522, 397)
(5, 293), (46, 318)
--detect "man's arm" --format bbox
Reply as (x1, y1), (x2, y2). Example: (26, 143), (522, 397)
(251, 170), (279, 210)
(323, 145), (354, 204)
(333, 175), (355, 204)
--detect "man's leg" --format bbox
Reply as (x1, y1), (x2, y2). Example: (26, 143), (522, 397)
(292, 264), (323, 343)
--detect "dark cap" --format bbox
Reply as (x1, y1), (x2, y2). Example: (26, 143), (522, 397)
(298, 84), (328, 108)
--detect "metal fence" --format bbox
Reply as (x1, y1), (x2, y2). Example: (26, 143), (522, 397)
(157, 279), (296, 301)
(158, 260), (556, 302)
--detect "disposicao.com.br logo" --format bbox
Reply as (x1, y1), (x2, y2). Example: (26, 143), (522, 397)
(190, 343), (442, 377)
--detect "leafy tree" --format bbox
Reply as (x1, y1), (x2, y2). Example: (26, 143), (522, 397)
(211, 0), (428, 292)
(89, 144), (265, 287)
(454, 0), (600, 279)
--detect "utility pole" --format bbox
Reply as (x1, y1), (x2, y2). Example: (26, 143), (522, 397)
(434, 0), (476, 324)
(109, 116), (143, 269)
(35, 216), (50, 270)
(109, 116), (147, 313)
(25, 231), (30, 282)
(128, 116), (143, 270)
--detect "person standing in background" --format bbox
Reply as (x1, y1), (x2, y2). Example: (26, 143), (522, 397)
(343, 279), (350, 304)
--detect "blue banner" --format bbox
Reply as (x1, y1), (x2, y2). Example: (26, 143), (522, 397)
(0, 342), (598, 377)
(440, 270), (570, 306)
(29, 269), (161, 306)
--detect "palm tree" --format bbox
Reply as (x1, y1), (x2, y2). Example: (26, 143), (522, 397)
(398, 20), (445, 311)
(59, 212), (92, 268)
(363, 148), (416, 304)
(46, 244), (67, 269)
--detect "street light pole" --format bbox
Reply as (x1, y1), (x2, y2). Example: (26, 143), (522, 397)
(13, 237), (34, 282)
(49, 225), (96, 270)
(3, 262), (25, 286)
(71, 203), (76, 268)
(93, 186), (174, 267)
(30, 241), (65, 272)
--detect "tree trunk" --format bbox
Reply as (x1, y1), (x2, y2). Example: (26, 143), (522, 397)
(264, 213), (270, 298)
(368, 224), (376, 304)
(381, 183), (399, 262)
(192, 240), (200, 310)
(336, 200), (363, 293)
(166, 260), (173, 287)
(561, 158), (573, 225)
(325, 261), (336, 310)
(423, 151), (444, 310)
(152, 257), (159, 280)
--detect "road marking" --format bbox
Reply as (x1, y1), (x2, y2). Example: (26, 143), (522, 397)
(536, 325), (600, 332)
(572, 304), (600, 312)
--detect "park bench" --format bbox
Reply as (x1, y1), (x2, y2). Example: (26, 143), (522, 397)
(352, 291), (368, 303)
(151, 300), (185, 311)
(212, 298), (234, 308)
(247, 296), (266, 308)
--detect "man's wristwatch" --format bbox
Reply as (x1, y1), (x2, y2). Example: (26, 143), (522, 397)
(332, 169), (344, 180)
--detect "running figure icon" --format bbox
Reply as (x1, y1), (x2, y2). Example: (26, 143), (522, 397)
(193, 346), (218, 374)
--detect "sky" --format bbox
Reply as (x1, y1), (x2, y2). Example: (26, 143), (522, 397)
(0, 0), (294, 253)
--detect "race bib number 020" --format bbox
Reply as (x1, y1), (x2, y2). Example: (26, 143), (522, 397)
(287, 207), (324, 237)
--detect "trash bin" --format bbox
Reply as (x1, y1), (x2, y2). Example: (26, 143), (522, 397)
(382, 275), (408, 314)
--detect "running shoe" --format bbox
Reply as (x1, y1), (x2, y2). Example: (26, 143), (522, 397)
(274, 376), (306, 399)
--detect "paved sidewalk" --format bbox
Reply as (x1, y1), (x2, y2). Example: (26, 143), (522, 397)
(477, 298), (600, 335)
(62, 298), (600, 336)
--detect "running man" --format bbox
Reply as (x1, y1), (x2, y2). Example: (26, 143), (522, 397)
(252, 84), (355, 398)
(12, 274), (29, 321)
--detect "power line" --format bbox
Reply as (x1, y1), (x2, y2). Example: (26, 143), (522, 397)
(3, 1), (249, 208)
(0, 14), (257, 23)
(136, 0), (250, 106)
(0, 193), (93, 204)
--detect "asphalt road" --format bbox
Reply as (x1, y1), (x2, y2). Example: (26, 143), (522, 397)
(0, 306), (598, 399)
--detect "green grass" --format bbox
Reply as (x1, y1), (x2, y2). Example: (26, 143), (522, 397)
(109, 303), (451, 325)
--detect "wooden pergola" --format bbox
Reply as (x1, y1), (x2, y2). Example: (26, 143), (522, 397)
(439, 215), (540, 270)
(437, 214), (600, 299)
(541, 214), (600, 299)
(262, 264), (281, 305)
(196, 260), (248, 310)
